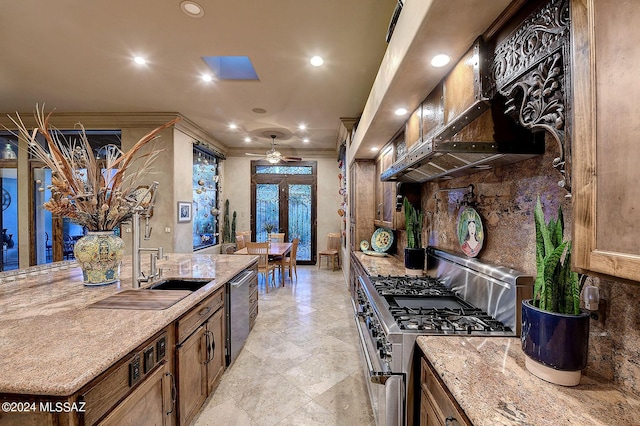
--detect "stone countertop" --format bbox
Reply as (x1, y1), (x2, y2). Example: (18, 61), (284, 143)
(417, 336), (640, 425)
(352, 251), (407, 276)
(0, 253), (257, 396)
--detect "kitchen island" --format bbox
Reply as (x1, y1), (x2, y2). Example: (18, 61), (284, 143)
(0, 253), (257, 425)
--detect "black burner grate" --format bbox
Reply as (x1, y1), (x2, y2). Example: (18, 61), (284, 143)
(371, 275), (511, 334)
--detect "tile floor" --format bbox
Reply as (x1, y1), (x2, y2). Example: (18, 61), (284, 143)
(193, 265), (374, 426)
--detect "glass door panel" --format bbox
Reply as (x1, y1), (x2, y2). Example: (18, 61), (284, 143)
(33, 168), (53, 265)
(288, 184), (311, 261)
(1, 168), (18, 271)
(256, 184), (280, 242)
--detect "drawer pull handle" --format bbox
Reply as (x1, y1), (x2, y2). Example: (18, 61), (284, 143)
(204, 332), (211, 364)
(199, 306), (212, 317)
(165, 371), (176, 415)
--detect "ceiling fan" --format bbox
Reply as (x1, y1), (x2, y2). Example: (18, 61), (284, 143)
(245, 134), (302, 163)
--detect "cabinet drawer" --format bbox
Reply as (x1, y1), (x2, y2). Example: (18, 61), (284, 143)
(82, 332), (169, 425)
(421, 357), (470, 425)
(178, 288), (224, 343)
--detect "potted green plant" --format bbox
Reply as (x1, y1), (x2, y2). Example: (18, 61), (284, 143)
(521, 196), (590, 386)
(403, 197), (425, 276)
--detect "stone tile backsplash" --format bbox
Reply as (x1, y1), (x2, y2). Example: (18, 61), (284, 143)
(409, 136), (640, 395)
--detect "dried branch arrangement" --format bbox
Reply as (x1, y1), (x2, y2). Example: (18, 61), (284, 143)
(8, 105), (179, 231)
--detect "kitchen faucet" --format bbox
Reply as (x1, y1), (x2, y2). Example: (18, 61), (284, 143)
(131, 183), (164, 288)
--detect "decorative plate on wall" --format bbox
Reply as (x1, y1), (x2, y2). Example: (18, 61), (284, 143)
(360, 240), (370, 251)
(457, 207), (484, 257)
(371, 228), (393, 253)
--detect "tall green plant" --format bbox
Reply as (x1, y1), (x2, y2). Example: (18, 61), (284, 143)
(403, 197), (423, 249)
(223, 199), (231, 243)
(533, 196), (581, 315)
(231, 211), (237, 240)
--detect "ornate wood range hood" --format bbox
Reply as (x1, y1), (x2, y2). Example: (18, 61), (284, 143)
(381, 37), (544, 183)
(382, 0), (570, 186)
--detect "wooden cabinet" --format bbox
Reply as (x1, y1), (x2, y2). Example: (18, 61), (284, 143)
(175, 288), (225, 425)
(249, 274), (259, 330)
(177, 325), (207, 425)
(421, 84), (444, 144)
(349, 160), (375, 251)
(405, 106), (422, 151)
(206, 307), (225, 393)
(374, 145), (397, 229)
(99, 362), (173, 426)
(420, 357), (471, 426)
(82, 329), (175, 425)
(571, 0), (640, 283)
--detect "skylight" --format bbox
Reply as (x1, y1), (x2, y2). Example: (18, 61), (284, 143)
(202, 56), (259, 80)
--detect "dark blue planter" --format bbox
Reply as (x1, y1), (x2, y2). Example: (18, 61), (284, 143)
(404, 247), (425, 271)
(521, 300), (590, 371)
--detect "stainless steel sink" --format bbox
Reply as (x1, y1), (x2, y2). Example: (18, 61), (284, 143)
(147, 279), (212, 291)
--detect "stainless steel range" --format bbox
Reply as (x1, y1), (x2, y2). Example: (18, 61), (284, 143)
(352, 248), (533, 426)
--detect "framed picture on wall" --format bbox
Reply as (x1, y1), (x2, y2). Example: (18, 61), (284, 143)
(177, 201), (192, 223)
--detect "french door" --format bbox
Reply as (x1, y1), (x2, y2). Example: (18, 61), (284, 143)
(250, 161), (317, 265)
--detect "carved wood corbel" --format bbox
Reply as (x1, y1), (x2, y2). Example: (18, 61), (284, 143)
(491, 0), (571, 192)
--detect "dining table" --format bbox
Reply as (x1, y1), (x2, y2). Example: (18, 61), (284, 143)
(234, 241), (292, 285)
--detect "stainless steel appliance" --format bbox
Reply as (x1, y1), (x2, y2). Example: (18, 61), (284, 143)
(226, 269), (257, 366)
(352, 247), (533, 426)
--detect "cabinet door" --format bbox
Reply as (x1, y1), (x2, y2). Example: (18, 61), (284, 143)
(349, 161), (375, 250)
(99, 362), (172, 426)
(375, 148), (396, 229)
(572, 0), (640, 282)
(177, 326), (207, 426)
(206, 307), (225, 393)
(420, 389), (443, 426)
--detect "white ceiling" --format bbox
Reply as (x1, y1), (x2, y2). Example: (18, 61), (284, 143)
(1, 0), (515, 159)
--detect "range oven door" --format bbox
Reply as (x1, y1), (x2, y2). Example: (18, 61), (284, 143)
(352, 299), (404, 426)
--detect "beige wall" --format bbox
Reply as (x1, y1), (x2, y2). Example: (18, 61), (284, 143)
(223, 156), (342, 260)
(172, 129), (196, 253)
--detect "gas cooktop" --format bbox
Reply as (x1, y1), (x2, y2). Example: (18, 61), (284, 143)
(369, 275), (512, 335)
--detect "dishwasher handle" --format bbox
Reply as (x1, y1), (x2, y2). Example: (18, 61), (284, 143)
(229, 269), (255, 288)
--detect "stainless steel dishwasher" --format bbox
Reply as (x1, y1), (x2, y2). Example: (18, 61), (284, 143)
(225, 269), (256, 366)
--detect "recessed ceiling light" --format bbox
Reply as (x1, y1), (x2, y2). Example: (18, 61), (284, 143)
(133, 56), (146, 65)
(252, 108), (267, 114)
(298, 124), (307, 131)
(310, 56), (324, 67)
(371, 147), (379, 152)
(244, 137), (252, 143)
(180, 1), (204, 18)
(395, 108), (408, 116)
(431, 54), (450, 67)
(302, 138), (310, 143)
(201, 74), (212, 82)
(229, 123), (238, 130)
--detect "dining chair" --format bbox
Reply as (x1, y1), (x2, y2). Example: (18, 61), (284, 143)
(318, 232), (341, 271)
(45, 232), (53, 261)
(245, 241), (277, 292)
(241, 230), (252, 242)
(63, 233), (75, 260)
(280, 237), (299, 281)
(269, 232), (285, 243)
(235, 233), (246, 250)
